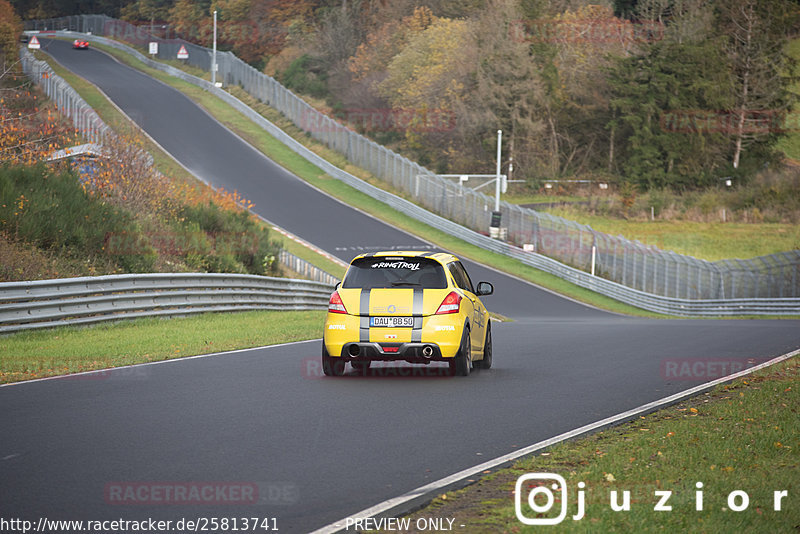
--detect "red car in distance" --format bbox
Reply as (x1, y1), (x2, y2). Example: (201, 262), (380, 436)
(72, 39), (89, 49)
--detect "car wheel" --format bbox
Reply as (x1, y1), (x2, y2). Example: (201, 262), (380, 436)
(351, 360), (371, 374)
(322, 344), (346, 377)
(476, 323), (492, 370)
(449, 328), (471, 377)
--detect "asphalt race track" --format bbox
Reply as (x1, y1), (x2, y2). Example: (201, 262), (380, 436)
(1, 39), (798, 532)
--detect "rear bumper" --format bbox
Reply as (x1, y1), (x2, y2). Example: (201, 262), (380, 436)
(339, 342), (450, 363)
(324, 313), (463, 360)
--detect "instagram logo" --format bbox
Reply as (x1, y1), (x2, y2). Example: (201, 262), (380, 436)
(515, 473), (573, 525)
(514, 473), (788, 524)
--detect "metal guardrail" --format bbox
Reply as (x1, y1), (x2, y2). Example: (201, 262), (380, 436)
(24, 29), (800, 316)
(278, 250), (340, 286)
(0, 273), (334, 334)
(19, 48), (111, 145)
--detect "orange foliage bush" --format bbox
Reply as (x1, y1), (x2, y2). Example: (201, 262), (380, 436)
(0, 76), (80, 164)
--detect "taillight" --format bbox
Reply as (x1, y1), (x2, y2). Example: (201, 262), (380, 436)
(328, 291), (348, 314)
(435, 291), (462, 314)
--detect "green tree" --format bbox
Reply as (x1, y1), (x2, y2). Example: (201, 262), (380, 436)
(608, 35), (733, 189)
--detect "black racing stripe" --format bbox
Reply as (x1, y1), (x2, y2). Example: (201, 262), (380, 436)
(411, 287), (423, 342)
(412, 287), (424, 316)
(359, 289), (371, 342)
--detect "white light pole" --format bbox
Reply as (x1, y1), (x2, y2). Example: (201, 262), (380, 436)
(495, 129), (502, 212)
(211, 10), (217, 86)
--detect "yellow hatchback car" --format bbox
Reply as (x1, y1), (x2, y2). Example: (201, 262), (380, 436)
(322, 251), (494, 376)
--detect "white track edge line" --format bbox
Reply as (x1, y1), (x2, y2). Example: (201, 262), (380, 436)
(0, 338), (320, 388)
(310, 348), (800, 534)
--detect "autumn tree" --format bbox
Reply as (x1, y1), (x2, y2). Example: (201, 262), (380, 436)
(377, 17), (469, 111)
(537, 4), (638, 178)
(457, 0), (550, 179)
(244, 0), (315, 65)
(168, 0), (211, 43)
(369, 16), (470, 167)
(121, 0), (174, 23)
(0, 0), (21, 66)
(302, 0), (367, 103)
(312, 0), (367, 67)
(349, 5), (436, 86)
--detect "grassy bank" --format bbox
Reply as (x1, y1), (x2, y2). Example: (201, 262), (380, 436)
(0, 309), (325, 384)
(543, 210), (799, 261)
(393, 356), (799, 532)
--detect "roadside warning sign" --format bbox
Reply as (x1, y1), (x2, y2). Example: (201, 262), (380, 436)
(177, 45), (188, 59)
(28, 35), (41, 49)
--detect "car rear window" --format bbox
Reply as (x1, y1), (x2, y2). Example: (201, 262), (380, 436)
(342, 257), (447, 289)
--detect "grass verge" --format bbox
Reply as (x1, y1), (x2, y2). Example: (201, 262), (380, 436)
(82, 41), (675, 318)
(543, 208), (800, 261)
(391, 356), (799, 533)
(0, 309), (325, 384)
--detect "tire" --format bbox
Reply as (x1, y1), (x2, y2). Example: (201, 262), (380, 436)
(476, 323), (492, 370)
(449, 328), (471, 377)
(351, 360), (371, 374)
(322, 344), (346, 377)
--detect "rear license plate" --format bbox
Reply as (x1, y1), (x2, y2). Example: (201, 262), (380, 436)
(370, 316), (414, 328)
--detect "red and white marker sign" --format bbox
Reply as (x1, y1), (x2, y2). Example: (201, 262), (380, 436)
(28, 35), (41, 49)
(177, 45), (188, 59)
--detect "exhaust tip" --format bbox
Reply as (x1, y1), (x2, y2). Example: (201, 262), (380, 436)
(348, 344), (360, 357)
(422, 345), (434, 358)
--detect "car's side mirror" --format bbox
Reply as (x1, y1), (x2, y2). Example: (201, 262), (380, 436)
(476, 281), (494, 296)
